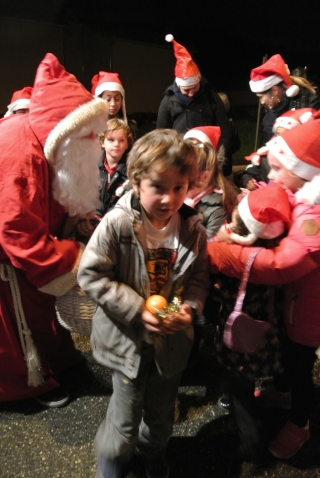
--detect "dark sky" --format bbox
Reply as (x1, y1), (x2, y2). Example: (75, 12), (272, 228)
(2, 0), (320, 91)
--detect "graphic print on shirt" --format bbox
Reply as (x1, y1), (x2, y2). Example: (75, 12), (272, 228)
(147, 249), (177, 294)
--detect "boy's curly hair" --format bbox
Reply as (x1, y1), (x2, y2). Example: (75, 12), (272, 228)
(98, 118), (133, 148)
(127, 129), (198, 190)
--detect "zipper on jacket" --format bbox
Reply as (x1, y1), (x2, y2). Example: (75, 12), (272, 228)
(289, 293), (297, 324)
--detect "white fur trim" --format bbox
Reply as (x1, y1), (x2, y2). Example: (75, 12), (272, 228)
(184, 129), (211, 145)
(249, 74), (283, 93)
(176, 74), (201, 87)
(230, 232), (257, 245)
(5, 98), (31, 117)
(165, 34), (174, 42)
(44, 98), (108, 164)
(273, 117), (299, 133)
(286, 85), (299, 97)
(300, 111), (313, 123)
(269, 135), (320, 181)
(295, 174), (320, 205)
(95, 82), (125, 98)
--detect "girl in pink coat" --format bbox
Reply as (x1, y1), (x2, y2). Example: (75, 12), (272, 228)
(208, 112), (320, 459)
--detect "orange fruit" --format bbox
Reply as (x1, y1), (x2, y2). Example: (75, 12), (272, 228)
(145, 295), (168, 315)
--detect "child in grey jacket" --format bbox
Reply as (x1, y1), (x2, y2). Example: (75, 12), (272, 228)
(78, 129), (209, 478)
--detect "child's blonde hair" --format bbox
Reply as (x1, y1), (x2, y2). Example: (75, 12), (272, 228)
(186, 141), (237, 217)
(127, 129), (198, 190)
(98, 118), (133, 148)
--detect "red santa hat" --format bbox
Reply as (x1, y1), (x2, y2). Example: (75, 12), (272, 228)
(91, 71), (127, 121)
(268, 112), (320, 181)
(230, 182), (291, 245)
(165, 34), (201, 87)
(184, 126), (221, 149)
(27, 53), (108, 163)
(272, 107), (315, 133)
(4, 86), (33, 117)
(249, 54), (299, 98)
(244, 146), (268, 165)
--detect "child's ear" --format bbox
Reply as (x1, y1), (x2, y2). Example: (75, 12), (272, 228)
(132, 182), (140, 197)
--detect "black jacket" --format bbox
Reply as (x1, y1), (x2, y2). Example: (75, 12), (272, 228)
(157, 77), (233, 175)
(96, 150), (128, 217)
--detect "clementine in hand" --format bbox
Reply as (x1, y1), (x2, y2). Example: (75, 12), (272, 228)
(145, 295), (168, 316)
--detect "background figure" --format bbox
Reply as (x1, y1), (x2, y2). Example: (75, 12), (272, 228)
(217, 92), (241, 174)
(213, 183), (291, 458)
(76, 118), (133, 239)
(0, 53), (108, 408)
(4, 86), (33, 117)
(249, 54), (320, 144)
(91, 71), (138, 140)
(156, 35), (233, 176)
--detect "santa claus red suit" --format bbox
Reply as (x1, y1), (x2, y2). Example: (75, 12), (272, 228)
(0, 53), (108, 404)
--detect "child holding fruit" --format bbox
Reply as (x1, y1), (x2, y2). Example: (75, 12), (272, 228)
(78, 129), (209, 478)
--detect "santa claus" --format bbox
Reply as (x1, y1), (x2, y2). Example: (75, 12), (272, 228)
(0, 53), (108, 407)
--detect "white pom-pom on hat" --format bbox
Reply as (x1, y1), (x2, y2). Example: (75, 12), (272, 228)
(300, 111), (313, 123)
(165, 34), (174, 42)
(286, 85), (299, 97)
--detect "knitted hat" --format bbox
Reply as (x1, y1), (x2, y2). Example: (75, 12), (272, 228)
(4, 86), (33, 117)
(165, 34), (201, 87)
(27, 53), (108, 163)
(249, 54), (299, 97)
(268, 113), (320, 181)
(231, 182), (291, 245)
(91, 71), (127, 121)
(184, 126), (221, 149)
(272, 107), (315, 133)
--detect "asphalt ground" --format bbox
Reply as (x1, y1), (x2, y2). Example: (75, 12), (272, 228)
(1, 332), (320, 478)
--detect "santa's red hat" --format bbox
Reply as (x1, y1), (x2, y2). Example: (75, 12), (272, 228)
(27, 53), (108, 163)
(231, 182), (291, 245)
(268, 113), (320, 181)
(91, 71), (126, 121)
(249, 54), (299, 97)
(184, 126), (221, 149)
(4, 86), (33, 117)
(272, 107), (315, 133)
(244, 146), (268, 165)
(165, 34), (201, 87)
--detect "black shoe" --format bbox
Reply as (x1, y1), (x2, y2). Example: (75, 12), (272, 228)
(218, 395), (232, 411)
(34, 386), (70, 408)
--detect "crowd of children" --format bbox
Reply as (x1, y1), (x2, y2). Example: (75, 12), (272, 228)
(1, 38), (320, 478)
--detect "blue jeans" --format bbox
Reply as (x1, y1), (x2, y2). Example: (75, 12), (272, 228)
(95, 342), (181, 464)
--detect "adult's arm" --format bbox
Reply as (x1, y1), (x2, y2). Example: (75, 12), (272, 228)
(156, 96), (172, 129)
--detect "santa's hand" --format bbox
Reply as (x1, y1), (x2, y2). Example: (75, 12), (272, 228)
(76, 213), (101, 237)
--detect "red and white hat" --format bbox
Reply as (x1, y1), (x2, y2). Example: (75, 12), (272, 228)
(27, 53), (108, 163)
(231, 182), (291, 245)
(4, 86), (33, 117)
(91, 71), (127, 121)
(268, 113), (320, 181)
(165, 34), (201, 87)
(184, 126), (221, 149)
(249, 54), (299, 97)
(272, 108), (315, 133)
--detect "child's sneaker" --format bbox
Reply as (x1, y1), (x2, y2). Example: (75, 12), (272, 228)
(268, 421), (310, 459)
(145, 456), (169, 478)
(254, 387), (291, 409)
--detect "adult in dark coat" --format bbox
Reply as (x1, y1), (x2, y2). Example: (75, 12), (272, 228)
(157, 35), (233, 176)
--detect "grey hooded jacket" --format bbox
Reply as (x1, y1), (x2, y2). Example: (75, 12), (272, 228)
(77, 190), (209, 379)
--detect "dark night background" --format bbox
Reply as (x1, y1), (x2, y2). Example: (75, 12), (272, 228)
(1, 0), (320, 118)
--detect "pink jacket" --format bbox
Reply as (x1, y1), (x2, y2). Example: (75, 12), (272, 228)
(207, 180), (320, 347)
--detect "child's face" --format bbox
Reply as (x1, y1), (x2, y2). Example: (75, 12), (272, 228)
(104, 128), (128, 163)
(101, 90), (122, 117)
(268, 152), (304, 193)
(134, 165), (189, 229)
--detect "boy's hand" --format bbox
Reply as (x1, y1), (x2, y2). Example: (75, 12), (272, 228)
(141, 304), (193, 335)
(141, 309), (169, 334)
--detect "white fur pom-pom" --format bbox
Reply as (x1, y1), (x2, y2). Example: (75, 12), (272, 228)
(165, 34), (174, 42)
(300, 111), (313, 123)
(251, 154), (261, 166)
(286, 85), (299, 97)
(295, 175), (320, 205)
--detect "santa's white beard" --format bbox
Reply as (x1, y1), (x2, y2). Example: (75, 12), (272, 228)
(52, 122), (103, 217)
